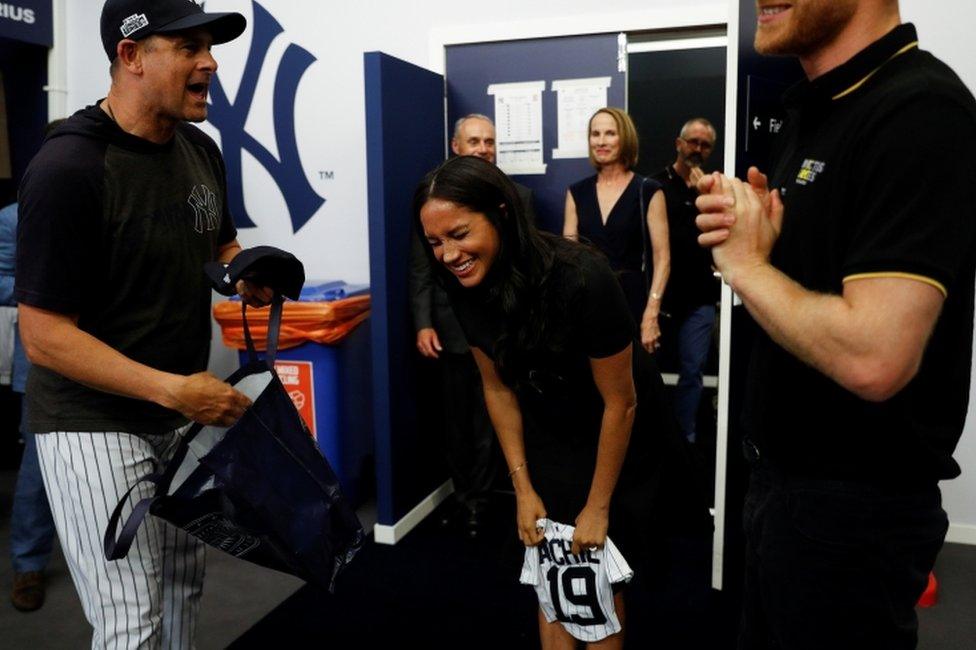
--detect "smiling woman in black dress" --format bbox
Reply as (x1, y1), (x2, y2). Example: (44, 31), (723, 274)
(415, 155), (685, 648)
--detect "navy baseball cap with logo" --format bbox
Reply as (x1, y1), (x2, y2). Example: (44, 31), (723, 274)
(101, 0), (247, 61)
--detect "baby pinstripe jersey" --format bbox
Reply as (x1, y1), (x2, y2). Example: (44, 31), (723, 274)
(519, 518), (633, 642)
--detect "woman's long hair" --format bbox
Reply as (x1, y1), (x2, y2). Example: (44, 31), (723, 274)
(413, 156), (576, 388)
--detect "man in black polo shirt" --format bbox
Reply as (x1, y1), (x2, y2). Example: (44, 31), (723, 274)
(651, 118), (721, 443)
(697, 1), (976, 647)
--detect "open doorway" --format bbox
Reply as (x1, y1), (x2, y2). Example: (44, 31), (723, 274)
(627, 29), (727, 507)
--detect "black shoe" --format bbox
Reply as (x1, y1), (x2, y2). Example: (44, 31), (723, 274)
(464, 504), (486, 539)
(11, 572), (45, 612)
(437, 500), (462, 528)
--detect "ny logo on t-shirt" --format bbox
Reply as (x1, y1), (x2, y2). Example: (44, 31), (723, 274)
(187, 184), (219, 234)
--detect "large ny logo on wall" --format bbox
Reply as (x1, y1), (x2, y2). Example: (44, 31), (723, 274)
(207, 1), (324, 233)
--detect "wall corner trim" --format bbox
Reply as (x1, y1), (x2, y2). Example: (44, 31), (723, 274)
(373, 479), (454, 545)
(946, 523), (976, 546)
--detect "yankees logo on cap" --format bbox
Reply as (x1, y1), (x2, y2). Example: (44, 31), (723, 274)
(100, 0), (246, 61)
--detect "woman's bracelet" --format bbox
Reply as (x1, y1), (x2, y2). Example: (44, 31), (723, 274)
(508, 461), (527, 478)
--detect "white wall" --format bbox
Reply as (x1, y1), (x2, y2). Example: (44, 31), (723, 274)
(62, 0), (725, 387)
(61, 0), (726, 285)
(60, 1), (976, 532)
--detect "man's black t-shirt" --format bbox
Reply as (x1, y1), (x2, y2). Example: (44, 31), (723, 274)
(650, 166), (719, 318)
(748, 24), (976, 483)
(16, 104), (237, 434)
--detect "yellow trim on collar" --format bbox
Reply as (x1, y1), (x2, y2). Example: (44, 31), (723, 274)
(832, 41), (919, 101)
(843, 272), (947, 297)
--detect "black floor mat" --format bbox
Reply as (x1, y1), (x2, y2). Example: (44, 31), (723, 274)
(231, 495), (735, 648)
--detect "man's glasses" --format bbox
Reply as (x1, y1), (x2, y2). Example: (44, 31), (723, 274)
(681, 137), (714, 151)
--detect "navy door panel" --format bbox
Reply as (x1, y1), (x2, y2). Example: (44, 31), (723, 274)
(364, 52), (447, 527)
(446, 34), (624, 232)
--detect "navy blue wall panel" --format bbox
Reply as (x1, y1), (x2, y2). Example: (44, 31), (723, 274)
(0, 39), (47, 204)
(364, 52), (447, 525)
(0, 0), (52, 47)
(446, 34), (624, 233)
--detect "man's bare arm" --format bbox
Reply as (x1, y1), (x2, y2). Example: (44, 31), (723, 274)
(697, 173), (943, 401)
(19, 304), (251, 425)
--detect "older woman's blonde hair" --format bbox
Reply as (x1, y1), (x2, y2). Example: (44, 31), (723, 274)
(588, 107), (639, 170)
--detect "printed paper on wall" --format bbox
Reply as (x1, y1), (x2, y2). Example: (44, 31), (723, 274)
(487, 80), (547, 175)
(551, 77), (612, 160)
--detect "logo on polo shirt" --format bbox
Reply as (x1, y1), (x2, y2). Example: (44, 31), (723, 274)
(795, 158), (826, 186)
(120, 13), (148, 38)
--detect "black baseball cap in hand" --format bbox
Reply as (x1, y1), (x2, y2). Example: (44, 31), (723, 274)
(101, 0), (246, 61)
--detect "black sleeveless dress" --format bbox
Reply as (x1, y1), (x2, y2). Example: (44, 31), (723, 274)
(569, 174), (662, 325)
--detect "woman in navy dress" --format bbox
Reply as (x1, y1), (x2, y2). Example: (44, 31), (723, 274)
(564, 107), (670, 354)
(415, 156), (693, 648)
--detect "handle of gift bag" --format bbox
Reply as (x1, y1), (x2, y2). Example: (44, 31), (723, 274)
(103, 420), (207, 561)
(241, 293), (285, 368)
(103, 472), (162, 561)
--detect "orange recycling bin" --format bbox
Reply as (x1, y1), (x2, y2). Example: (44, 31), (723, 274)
(213, 282), (373, 506)
(213, 294), (370, 350)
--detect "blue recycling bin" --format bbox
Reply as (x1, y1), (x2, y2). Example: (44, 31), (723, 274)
(234, 281), (373, 507)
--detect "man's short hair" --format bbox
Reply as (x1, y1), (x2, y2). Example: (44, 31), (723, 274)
(453, 114), (494, 140)
(588, 107), (640, 170)
(679, 117), (717, 143)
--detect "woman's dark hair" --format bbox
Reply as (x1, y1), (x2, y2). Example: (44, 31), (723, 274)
(413, 156), (577, 387)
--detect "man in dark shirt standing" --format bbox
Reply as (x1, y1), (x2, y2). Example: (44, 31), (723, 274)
(698, 1), (976, 647)
(15, 1), (270, 646)
(651, 118), (720, 443)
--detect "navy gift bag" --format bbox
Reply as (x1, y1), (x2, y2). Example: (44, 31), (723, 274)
(104, 295), (364, 591)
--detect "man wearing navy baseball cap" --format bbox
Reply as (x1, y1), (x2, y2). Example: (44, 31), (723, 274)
(100, 0), (246, 61)
(15, 1), (271, 646)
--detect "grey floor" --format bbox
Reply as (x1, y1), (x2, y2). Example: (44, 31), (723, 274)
(917, 541), (976, 649)
(0, 464), (974, 648)
(0, 469), (305, 648)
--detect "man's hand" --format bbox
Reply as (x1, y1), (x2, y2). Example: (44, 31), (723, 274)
(235, 279), (274, 308)
(688, 165), (705, 188)
(696, 171), (784, 287)
(164, 371), (252, 426)
(695, 167), (776, 246)
(416, 327), (442, 359)
(746, 166), (771, 203)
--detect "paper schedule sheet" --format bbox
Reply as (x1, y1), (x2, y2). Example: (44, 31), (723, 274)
(551, 76), (612, 159)
(487, 80), (547, 175)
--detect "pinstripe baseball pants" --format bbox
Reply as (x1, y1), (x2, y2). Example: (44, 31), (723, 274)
(36, 430), (205, 650)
